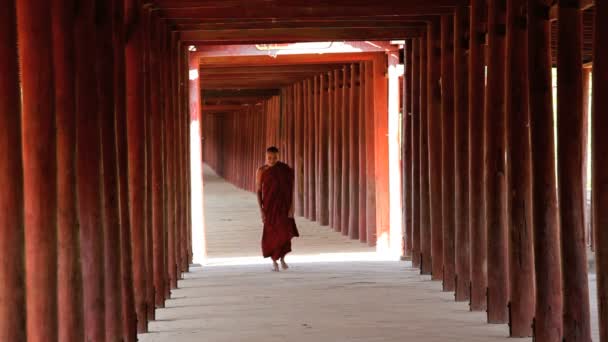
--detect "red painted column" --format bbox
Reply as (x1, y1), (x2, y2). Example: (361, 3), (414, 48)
(454, 5), (470, 302)
(328, 75), (335, 228)
(74, 0), (105, 339)
(592, 2), (608, 339)
(349, 64), (360, 240)
(310, 78), (317, 222)
(114, 2), (137, 339)
(404, 42), (413, 258)
(150, 15), (166, 309)
(419, 34), (431, 272)
(358, 63), (368, 243)
(428, 20), (444, 280)
(319, 75), (330, 225)
(556, 2), (592, 340)
(441, 15), (456, 292)
(125, 0), (148, 332)
(582, 68), (592, 250)
(295, 83), (305, 217)
(505, 0), (534, 335)
(373, 54), (391, 249)
(97, 0), (124, 338)
(52, 0), (85, 340)
(365, 60), (377, 246)
(303, 80), (311, 219)
(469, 0), (488, 311)
(17, 0), (59, 340)
(342, 66), (351, 237)
(0, 2), (26, 341)
(334, 69), (344, 232)
(485, 0), (509, 323)
(314, 76), (321, 221)
(528, 0), (563, 339)
(411, 39), (422, 268)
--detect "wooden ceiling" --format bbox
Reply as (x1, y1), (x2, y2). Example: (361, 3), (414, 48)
(147, 0), (596, 113)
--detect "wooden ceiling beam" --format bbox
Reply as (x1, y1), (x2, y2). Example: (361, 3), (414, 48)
(180, 27), (424, 43)
(152, 0), (464, 9)
(174, 19), (430, 30)
(203, 89), (280, 97)
(196, 51), (386, 67)
(550, 0), (594, 20)
(200, 65), (343, 75)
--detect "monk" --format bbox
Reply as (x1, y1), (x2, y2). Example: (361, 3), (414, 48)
(256, 146), (299, 272)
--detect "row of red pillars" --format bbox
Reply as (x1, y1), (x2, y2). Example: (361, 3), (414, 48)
(202, 58), (392, 247)
(400, 2), (607, 341)
(0, 0), (193, 341)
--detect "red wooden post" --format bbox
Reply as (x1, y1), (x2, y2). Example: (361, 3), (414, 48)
(420, 33), (432, 273)
(114, 2), (137, 339)
(506, 0), (534, 335)
(428, 19), (444, 280)
(125, 0), (148, 332)
(310, 78), (317, 222)
(328, 75), (335, 228)
(373, 54), (391, 249)
(485, 0), (509, 323)
(303, 80), (310, 219)
(404, 41), (413, 258)
(349, 64), (360, 240)
(315, 76), (321, 221)
(454, 5), (470, 302)
(469, 0), (488, 311)
(582, 68), (592, 250)
(528, 0), (563, 339)
(17, 0), (59, 339)
(0, 2), (26, 341)
(411, 38), (422, 268)
(365, 61), (377, 245)
(342, 67), (351, 236)
(592, 2), (608, 339)
(150, 14), (167, 309)
(320, 74), (330, 225)
(359, 62), (368, 243)
(97, 0), (124, 337)
(52, 0), (85, 340)
(74, 0), (106, 339)
(334, 69), (344, 232)
(557, 1), (592, 340)
(441, 15), (456, 292)
(295, 83), (304, 216)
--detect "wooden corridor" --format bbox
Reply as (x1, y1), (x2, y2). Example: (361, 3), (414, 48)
(138, 166), (600, 342)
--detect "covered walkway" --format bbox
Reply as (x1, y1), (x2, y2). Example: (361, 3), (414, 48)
(139, 166), (598, 342)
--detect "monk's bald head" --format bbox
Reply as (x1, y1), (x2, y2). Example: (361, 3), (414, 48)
(265, 146), (279, 166)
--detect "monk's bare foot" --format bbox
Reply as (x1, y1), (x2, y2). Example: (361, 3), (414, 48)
(272, 261), (280, 272)
(280, 259), (289, 270)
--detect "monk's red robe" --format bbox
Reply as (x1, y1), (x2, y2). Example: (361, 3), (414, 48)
(260, 162), (299, 260)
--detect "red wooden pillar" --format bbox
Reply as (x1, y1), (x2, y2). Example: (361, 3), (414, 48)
(373, 55), (391, 248)
(428, 19), (444, 280)
(342, 66), (351, 237)
(528, 0), (563, 339)
(303, 81), (310, 219)
(125, 0), (148, 332)
(150, 14), (167, 309)
(310, 78), (317, 222)
(454, 5), (471, 302)
(334, 70), (344, 232)
(441, 15), (456, 292)
(557, 1), (592, 340)
(469, 0), (488, 311)
(582, 68), (592, 250)
(411, 39), (422, 268)
(419, 33), (432, 273)
(349, 64), (360, 240)
(328, 75), (335, 228)
(592, 2), (608, 339)
(52, 0), (85, 340)
(114, 2), (137, 339)
(167, 41), (178, 291)
(485, 0), (509, 323)
(314, 76), (321, 221)
(506, 0), (534, 335)
(365, 61), (377, 245)
(404, 41), (413, 258)
(359, 63), (368, 243)
(74, 0), (106, 340)
(17, 0), (59, 340)
(320, 74), (330, 225)
(97, 0), (124, 337)
(0, 2), (26, 341)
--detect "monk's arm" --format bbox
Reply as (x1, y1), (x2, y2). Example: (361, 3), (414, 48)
(256, 168), (264, 222)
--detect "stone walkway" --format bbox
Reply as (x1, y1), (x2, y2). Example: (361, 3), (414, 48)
(139, 165), (600, 342)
